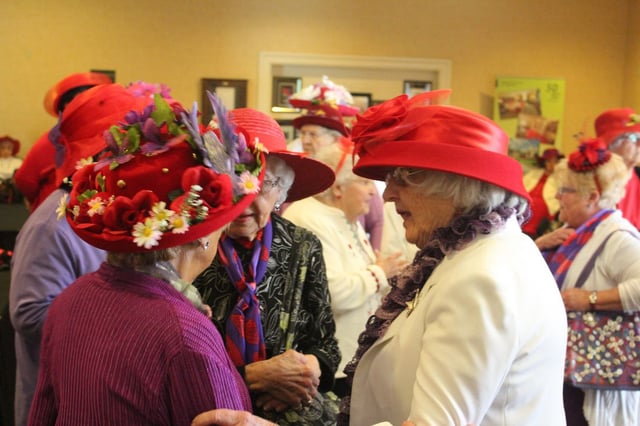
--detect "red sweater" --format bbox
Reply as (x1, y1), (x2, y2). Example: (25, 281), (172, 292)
(28, 263), (251, 425)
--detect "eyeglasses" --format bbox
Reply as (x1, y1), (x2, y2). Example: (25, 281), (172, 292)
(260, 177), (281, 195)
(611, 133), (640, 146)
(557, 186), (578, 195)
(385, 168), (425, 186)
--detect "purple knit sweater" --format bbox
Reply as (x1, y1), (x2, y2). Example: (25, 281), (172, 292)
(28, 262), (251, 426)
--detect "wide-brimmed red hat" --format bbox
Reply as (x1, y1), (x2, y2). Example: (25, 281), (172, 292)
(351, 91), (529, 200)
(44, 72), (113, 117)
(53, 84), (153, 186)
(594, 108), (640, 146)
(229, 108), (335, 201)
(62, 93), (266, 252)
(0, 136), (20, 155)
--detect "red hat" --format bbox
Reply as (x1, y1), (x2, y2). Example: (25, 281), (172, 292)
(536, 148), (564, 167)
(292, 103), (350, 136)
(351, 91), (529, 200)
(44, 72), (113, 117)
(53, 84), (153, 186)
(61, 93), (266, 252)
(0, 136), (20, 156)
(594, 108), (640, 146)
(229, 108), (335, 201)
(289, 76), (359, 136)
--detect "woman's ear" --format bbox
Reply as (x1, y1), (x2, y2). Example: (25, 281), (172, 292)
(332, 184), (343, 200)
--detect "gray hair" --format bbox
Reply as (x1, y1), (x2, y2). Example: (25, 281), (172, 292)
(410, 169), (529, 217)
(312, 143), (357, 201)
(266, 155), (295, 204)
(553, 153), (628, 209)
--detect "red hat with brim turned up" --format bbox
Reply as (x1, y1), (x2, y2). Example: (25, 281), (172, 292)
(351, 90), (529, 201)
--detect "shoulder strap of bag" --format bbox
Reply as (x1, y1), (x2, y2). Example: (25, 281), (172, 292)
(574, 229), (634, 288)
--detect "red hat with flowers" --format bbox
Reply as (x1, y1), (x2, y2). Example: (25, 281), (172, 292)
(567, 138), (611, 173)
(351, 90), (530, 200)
(594, 108), (640, 146)
(43, 72), (113, 117)
(0, 136), (20, 156)
(58, 91), (266, 252)
(290, 76), (360, 136)
(229, 108), (335, 201)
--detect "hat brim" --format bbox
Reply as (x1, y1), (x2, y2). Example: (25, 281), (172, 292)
(353, 140), (530, 201)
(268, 151), (335, 201)
(44, 72), (113, 117)
(600, 124), (640, 146)
(293, 115), (349, 136)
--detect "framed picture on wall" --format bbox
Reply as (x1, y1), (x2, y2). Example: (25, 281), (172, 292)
(403, 80), (432, 97)
(201, 78), (248, 124)
(272, 77), (302, 113)
(351, 92), (372, 113)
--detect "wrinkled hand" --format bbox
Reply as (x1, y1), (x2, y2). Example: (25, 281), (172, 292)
(561, 288), (590, 311)
(191, 409), (276, 426)
(245, 350), (320, 410)
(534, 227), (575, 251)
(375, 250), (408, 278)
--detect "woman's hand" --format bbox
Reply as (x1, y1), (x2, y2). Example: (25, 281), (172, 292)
(534, 227), (575, 250)
(245, 350), (320, 410)
(561, 288), (590, 311)
(375, 250), (407, 278)
(191, 409), (276, 426)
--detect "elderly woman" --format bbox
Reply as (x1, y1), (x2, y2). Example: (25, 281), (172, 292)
(287, 76), (385, 252)
(335, 92), (567, 426)
(27, 93), (265, 425)
(536, 139), (640, 426)
(193, 109), (341, 425)
(283, 140), (406, 399)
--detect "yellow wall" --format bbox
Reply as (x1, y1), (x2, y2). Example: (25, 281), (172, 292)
(0, 0), (635, 156)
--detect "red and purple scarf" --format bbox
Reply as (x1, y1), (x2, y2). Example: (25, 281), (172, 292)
(544, 209), (613, 289)
(219, 221), (272, 367)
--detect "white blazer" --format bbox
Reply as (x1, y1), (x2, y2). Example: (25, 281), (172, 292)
(350, 218), (567, 426)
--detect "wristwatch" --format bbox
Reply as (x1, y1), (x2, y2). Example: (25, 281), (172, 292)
(589, 291), (598, 310)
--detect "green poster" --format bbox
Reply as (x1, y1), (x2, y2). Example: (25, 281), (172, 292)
(494, 77), (565, 172)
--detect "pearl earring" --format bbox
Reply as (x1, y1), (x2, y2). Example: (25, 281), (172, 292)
(202, 240), (210, 250)
(274, 203), (281, 212)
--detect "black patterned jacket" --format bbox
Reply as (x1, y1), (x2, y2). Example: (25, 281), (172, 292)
(193, 213), (341, 392)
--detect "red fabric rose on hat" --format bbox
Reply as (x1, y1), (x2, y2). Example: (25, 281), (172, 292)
(170, 166), (234, 221)
(351, 94), (410, 148)
(568, 138), (611, 172)
(102, 191), (160, 237)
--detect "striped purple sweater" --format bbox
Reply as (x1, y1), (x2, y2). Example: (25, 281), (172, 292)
(28, 262), (251, 425)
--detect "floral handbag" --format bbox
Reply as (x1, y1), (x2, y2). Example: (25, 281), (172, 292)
(565, 310), (640, 389)
(565, 229), (640, 390)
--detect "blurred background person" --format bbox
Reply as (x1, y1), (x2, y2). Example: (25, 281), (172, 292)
(28, 92), (266, 424)
(522, 147), (563, 238)
(594, 107), (640, 229)
(536, 139), (640, 426)
(9, 83), (156, 426)
(283, 140), (406, 399)
(14, 72), (112, 212)
(194, 108), (341, 425)
(0, 135), (23, 205)
(287, 76), (384, 252)
(0, 135), (22, 181)
(339, 92), (566, 426)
